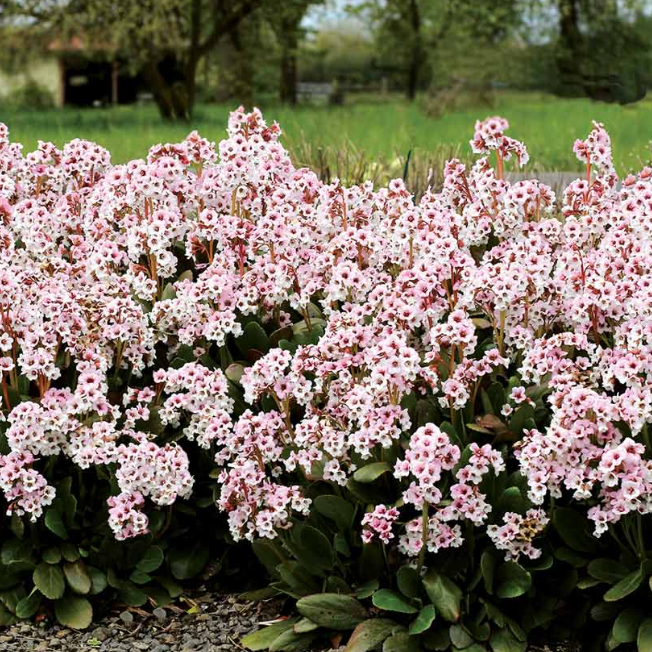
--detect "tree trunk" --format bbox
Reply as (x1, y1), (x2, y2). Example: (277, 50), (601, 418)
(142, 60), (176, 120)
(406, 0), (421, 101)
(556, 0), (584, 96)
(142, 57), (196, 122)
(279, 32), (298, 105)
(230, 28), (254, 108)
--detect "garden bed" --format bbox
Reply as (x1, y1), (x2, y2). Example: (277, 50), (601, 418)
(0, 591), (278, 652)
(1, 109), (651, 652)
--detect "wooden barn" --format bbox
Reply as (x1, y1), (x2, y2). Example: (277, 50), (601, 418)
(0, 34), (148, 107)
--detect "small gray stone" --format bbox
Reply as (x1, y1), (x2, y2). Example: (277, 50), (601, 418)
(119, 611), (134, 625)
(93, 627), (110, 642)
(153, 607), (167, 623)
(132, 641), (150, 651)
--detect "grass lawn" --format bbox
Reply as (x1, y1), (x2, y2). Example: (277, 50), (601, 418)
(2, 91), (651, 174)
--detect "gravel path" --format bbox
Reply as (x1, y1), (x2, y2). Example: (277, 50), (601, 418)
(0, 591), (283, 652)
(0, 591), (582, 652)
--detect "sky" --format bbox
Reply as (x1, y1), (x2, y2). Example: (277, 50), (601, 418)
(303, 0), (364, 30)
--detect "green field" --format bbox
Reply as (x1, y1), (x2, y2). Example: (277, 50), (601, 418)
(2, 92), (651, 174)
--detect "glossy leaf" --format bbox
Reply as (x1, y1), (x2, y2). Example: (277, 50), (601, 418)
(33, 562), (65, 600)
(136, 546), (164, 573)
(296, 593), (367, 630)
(495, 562), (531, 599)
(423, 570), (462, 623)
(345, 618), (397, 652)
(63, 561), (92, 595)
(409, 604), (436, 635)
(638, 619), (652, 652)
(383, 632), (422, 652)
(372, 589), (418, 614)
(44, 509), (68, 540)
(54, 595), (93, 629)
(604, 567), (644, 602)
(354, 462), (391, 483)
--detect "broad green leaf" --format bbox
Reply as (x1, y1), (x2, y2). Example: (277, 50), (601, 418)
(252, 540), (283, 580)
(2, 539), (36, 571)
(63, 561), (92, 595)
(54, 595), (93, 629)
(136, 546), (164, 573)
(56, 477), (78, 526)
(604, 567), (644, 602)
(354, 462), (391, 483)
(225, 363), (245, 384)
(60, 543), (80, 563)
(15, 590), (41, 619)
(88, 567), (107, 596)
(481, 551), (496, 594)
(129, 570), (151, 585)
(241, 619), (297, 651)
(169, 542), (209, 580)
(495, 562), (531, 599)
(119, 581), (148, 606)
(0, 586), (25, 614)
(449, 624), (474, 649)
(148, 587), (172, 608)
(490, 627), (526, 652)
(354, 579), (380, 600)
(497, 487), (525, 515)
(423, 570), (462, 623)
(467, 619), (491, 642)
(508, 404), (535, 436)
(297, 593), (367, 630)
(235, 322), (270, 356)
(397, 566), (423, 600)
(613, 608), (645, 643)
(409, 604), (436, 635)
(33, 562), (65, 600)
(313, 495), (355, 531)
(155, 575), (183, 598)
(591, 601), (621, 622)
(44, 509), (68, 540)
(554, 547), (588, 568)
(588, 558), (630, 584)
(553, 508), (597, 553)
(383, 632), (422, 652)
(160, 282), (176, 301)
(345, 618), (397, 652)
(42, 547), (62, 565)
(293, 618), (319, 634)
(0, 603), (17, 627)
(296, 525), (334, 573)
(278, 561), (320, 596)
(638, 618), (652, 652)
(372, 589), (418, 614)
(269, 628), (318, 652)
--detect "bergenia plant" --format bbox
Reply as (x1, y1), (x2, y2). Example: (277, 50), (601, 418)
(0, 111), (651, 651)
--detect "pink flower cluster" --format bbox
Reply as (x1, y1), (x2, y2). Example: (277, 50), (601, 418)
(0, 107), (649, 563)
(488, 509), (549, 561)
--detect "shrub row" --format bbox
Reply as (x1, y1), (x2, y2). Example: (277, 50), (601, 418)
(0, 111), (651, 651)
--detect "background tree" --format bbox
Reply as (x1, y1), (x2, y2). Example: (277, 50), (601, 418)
(350, 0), (522, 101)
(0, 0), (266, 120)
(264, 0), (323, 105)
